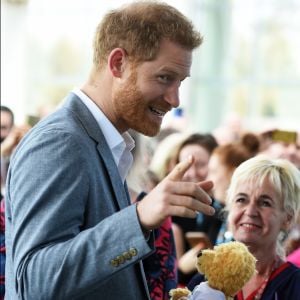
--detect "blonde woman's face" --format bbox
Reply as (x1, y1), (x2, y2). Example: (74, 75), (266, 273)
(228, 177), (288, 251)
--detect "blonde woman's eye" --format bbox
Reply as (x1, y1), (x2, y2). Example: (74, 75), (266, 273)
(235, 198), (244, 203)
(261, 200), (271, 207)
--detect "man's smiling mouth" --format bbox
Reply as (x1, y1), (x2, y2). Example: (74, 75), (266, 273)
(149, 106), (167, 117)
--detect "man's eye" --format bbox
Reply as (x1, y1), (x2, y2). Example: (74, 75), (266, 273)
(158, 75), (171, 83)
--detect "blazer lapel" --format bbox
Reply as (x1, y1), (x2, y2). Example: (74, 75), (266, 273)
(96, 142), (131, 209)
(63, 93), (130, 210)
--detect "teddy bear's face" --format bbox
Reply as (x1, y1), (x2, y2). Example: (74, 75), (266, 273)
(196, 241), (256, 297)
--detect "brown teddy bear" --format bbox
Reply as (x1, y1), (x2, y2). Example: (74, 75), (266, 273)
(170, 241), (256, 300)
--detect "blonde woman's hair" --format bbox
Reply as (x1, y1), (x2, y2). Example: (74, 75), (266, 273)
(226, 155), (300, 257)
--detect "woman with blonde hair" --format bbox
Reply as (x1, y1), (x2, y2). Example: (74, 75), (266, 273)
(178, 133), (260, 284)
(189, 155), (300, 299)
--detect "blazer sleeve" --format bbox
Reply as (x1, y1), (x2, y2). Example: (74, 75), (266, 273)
(6, 127), (154, 299)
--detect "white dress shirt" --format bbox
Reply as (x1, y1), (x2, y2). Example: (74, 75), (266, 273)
(72, 88), (135, 183)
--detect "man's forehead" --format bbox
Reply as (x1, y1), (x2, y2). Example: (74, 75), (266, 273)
(151, 55), (192, 78)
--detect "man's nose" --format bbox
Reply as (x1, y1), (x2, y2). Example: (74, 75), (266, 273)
(164, 83), (180, 108)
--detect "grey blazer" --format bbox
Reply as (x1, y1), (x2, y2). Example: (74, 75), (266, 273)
(5, 93), (154, 299)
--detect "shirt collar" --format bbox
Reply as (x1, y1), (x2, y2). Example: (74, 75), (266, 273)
(72, 88), (135, 180)
(72, 88), (122, 150)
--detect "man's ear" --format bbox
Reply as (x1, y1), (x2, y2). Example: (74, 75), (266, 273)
(108, 48), (127, 78)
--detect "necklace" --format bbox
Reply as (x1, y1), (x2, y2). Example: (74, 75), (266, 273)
(253, 257), (281, 300)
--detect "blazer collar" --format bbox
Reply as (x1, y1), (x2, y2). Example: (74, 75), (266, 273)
(63, 93), (131, 209)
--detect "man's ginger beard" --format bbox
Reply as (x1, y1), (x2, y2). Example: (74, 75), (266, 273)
(113, 69), (161, 137)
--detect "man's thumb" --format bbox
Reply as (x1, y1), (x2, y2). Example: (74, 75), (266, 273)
(166, 155), (194, 181)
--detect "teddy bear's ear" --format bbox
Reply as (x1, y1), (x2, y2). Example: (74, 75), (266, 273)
(169, 287), (191, 300)
(196, 249), (215, 274)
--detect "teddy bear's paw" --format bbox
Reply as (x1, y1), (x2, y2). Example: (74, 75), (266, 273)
(169, 287), (191, 300)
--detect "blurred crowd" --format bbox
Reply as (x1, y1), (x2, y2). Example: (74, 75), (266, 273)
(1, 104), (299, 298)
(126, 111), (300, 290)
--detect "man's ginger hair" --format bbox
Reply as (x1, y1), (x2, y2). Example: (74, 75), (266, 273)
(93, 1), (203, 69)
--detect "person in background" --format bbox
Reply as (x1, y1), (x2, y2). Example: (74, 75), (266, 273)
(1, 105), (14, 189)
(127, 130), (180, 300)
(131, 131), (193, 299)
(147, 132), (188, 185)
(133, 190), (178, 300)
(260, 129), (300, 169)
(0, 106), (31, 191)
(171, 133), (218, 285)
(0, 194), (5, 300)
(127, 129), (184, 196)
(0, 106), (14, 144)
(142, 127), (180, 170)
(127, 132), (191, 299)
(5, 2), (215, 300)
(0, 107), (13, 298)
(1, 124), (30, 190)
(178, 133), (260, 284)
(0, 106), (30, 299)
(206, 133), (260, 245)
(188, 156), (300, 299)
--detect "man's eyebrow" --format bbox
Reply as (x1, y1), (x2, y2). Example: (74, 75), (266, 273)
(158, 67), (190, 78)
(157, 68), (177, 75)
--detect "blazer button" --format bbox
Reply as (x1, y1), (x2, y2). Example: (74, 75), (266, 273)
(117, 255), (125, 264)
(123, 251), (132, 260)
(129, 247), (138, 257)
(110, 259), (119, 267)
